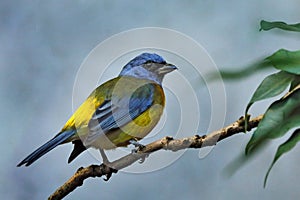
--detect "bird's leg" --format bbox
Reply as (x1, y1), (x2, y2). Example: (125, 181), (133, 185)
(99, 149), (118, 181)
(99, 149), (111, 166)
(129, 139), (148, 164)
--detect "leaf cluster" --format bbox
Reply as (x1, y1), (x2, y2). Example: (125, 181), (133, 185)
(221, 21), (300, 186)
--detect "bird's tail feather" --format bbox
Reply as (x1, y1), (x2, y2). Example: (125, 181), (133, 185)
(68, 140), (86, 163)
(17, 130), (75, 167)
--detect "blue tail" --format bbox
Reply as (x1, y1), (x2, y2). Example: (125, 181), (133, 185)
(17, 130), (75, 167)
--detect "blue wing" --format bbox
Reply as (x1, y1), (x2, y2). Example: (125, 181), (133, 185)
(85, 84), (155, 145)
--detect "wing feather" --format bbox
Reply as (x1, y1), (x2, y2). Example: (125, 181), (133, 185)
(85, 84), (154, 145)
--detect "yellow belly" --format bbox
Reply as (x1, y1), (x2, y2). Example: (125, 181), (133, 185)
(90, 103), (164, 149)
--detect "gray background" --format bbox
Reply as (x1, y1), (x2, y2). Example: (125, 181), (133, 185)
(1, 1), (300, 199)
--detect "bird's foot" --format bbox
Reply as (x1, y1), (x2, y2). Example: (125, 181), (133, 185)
(99, 163), (118, 181)
(129, 139), (149, 164)
(129, 139), (146, 152)
(138, 153), (149, 164)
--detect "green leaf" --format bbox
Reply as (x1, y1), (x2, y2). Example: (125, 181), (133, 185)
(244, 71), (294, 132)
(245, 71), (294, 115)
(246, 88), (300, 154)
(207, 59), (271, 81)
(290, 75), (300, 91)
(209, 49), (300, 82)
(264, 129), (300, 187)
(266, 49), (300, 75)
(260, 20), (300, 32)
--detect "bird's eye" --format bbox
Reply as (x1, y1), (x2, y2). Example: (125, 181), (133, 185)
(145, 61), (153, 64)
(144, 61), (153, 66)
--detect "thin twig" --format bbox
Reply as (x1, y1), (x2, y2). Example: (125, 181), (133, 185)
(48, 115), (263, 200)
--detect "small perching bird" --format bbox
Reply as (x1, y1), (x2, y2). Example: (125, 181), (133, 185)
(17, 53), (177, 167)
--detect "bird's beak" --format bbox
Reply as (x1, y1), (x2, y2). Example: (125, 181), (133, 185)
(158, 63), (178, 74)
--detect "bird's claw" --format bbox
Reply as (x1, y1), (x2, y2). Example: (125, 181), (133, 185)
(103, 172), (112, 181)
(103, 169), (118, 181)
(129, 139), (148, 164)
(101, 163), (118, 181)
(130, 149), (149, 164)
(129, 139), (146, 151)
(138, 154), (149, 164)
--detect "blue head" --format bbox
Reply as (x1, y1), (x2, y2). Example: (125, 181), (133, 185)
(119, 53), (177, 84)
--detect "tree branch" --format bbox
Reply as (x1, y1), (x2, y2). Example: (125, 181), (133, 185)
(48, 115), (262, 200)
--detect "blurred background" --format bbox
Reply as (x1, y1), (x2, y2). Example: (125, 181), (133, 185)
(1, 1), (300, 199)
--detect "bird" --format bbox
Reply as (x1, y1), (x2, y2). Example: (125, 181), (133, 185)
(17, 52), (177, 167)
